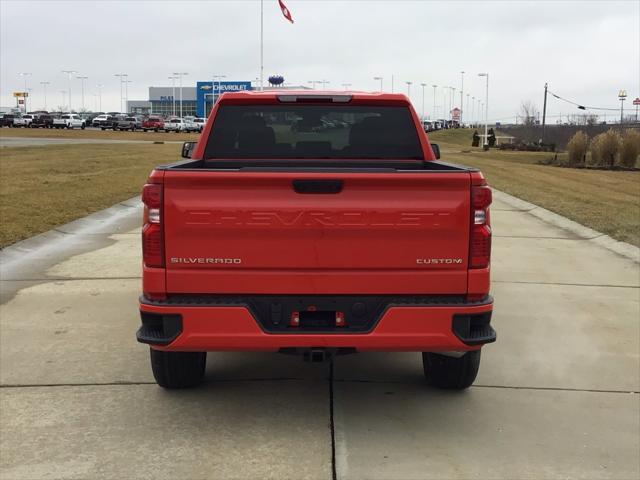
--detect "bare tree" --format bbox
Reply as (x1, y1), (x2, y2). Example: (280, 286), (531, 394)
(519, 101), (540, 126)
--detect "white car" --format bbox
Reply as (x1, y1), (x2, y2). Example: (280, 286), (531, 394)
(12, 114), (34, 128)
(164, 117), (188, 132)
(92, 114), (109, 127)
(193, 117), (206, 132)
(53, 114), (86, 130)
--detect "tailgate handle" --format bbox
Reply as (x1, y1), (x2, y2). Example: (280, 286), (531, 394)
(292, 180), (343, 194)
(293, 180), (342, 193)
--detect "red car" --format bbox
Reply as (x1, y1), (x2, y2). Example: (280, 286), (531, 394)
(142, 115), (165, 132)
(137, 91), (495, 389)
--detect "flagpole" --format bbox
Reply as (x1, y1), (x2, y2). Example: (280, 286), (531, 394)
(260, 0), (264, 91)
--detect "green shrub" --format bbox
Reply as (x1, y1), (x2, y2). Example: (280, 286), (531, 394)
(620, 129), (640, 168)
(589, 129), (621, 167)
(566, 131), (588, 165)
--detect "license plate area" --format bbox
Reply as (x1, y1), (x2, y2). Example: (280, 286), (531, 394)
(291, 310), (345, 330)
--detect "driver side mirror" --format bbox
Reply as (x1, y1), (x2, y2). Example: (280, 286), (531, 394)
(431, 143), (441, 159)
(181, 141), (196, 159)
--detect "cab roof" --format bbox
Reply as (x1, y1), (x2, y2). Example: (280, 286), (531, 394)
(218, 90), (411, 104)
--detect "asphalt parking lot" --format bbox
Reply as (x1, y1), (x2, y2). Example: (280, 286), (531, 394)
(0, 194), (638, 479)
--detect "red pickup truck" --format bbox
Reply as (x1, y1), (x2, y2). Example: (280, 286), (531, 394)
(137, 91), (495, 390)
(142, 115), (165, 132)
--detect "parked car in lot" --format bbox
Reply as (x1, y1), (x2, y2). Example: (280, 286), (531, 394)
(193, 117), (206, 132)
(137, 90), (496, 390)
(92, 114), (109, 127)
(142, 115), (165, 132)
(12, 114), (35, 128)
(31, 113), (54, 128)
(164, 117), (188, 133)
(52, 113), (86, 129)
(117, 116), (143, 131)
(83, 112), (104, 127)
(0, 114), (17, 127)
(98, 115), (125, 130)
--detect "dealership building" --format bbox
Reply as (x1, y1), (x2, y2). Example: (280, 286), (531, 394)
(127, 80), (308, 117)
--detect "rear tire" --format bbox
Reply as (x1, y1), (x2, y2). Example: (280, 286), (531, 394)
(422, 350), (481, 390)
(150, 349), (206, 389)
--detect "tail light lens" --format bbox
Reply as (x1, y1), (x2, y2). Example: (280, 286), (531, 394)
(470, 185), (492, 269)
(142, 183), (164, 268)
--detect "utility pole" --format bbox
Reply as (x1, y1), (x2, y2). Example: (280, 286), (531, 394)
(541, 82), (548, 144)
(471, 96), (475, 128)
(77, 76), (88, 111)
(40, 81), (50, 110)
(406, 81), (412, 99)
(373, 76), (383, 91)
(124, 80), (132, 113)
(391, 74), (394, 93)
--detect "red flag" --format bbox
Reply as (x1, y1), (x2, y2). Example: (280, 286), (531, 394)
(278, 0), (294, 23)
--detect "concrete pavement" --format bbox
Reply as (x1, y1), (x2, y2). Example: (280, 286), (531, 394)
(1, 195), (638, 479)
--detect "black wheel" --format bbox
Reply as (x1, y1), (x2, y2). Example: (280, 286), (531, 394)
(422, 350), (481, 390)
(154, 128), (159, 132)
(81, 124), (85, 130)
(101, 127), (105, 131)
(150, 348), (206, 389)
(131, 125), (135, 131)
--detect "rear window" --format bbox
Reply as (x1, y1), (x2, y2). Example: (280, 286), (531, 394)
(125, 117), (136, 121)
(147, 117), (161, 121)
(204, 105), (423, 161)
(170, 119), (180, 123)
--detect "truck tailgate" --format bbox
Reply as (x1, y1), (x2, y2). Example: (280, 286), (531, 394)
(163, 170), (471, 294)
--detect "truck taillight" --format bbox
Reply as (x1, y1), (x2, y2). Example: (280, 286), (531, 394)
(470, 185), (492, 269)
(142, 183), (164, 268)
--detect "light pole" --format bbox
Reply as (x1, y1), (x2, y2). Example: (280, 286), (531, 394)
(61, 70), (77, 111)
(59, 90), (67, 110)
(460, 71), (465, 125)
(478, 73), (489, 147)
(173, 72), (188, 118)
(212, 75), (226, 113)
(320, 79), (330, 89)
(18, 73), (32, 112)
(308, 80), (322, 89)
(450, 87), (456, 120)
(114, 73), (127, 113)
(432, 85), (437, 120)
(96, 84), (103, 112)
(40, 81), (50, 111)
(168, 76), (177, 116)
(406, 81), (412, 99)
(124, 80), (132, 113)
(420, 83), (426, 120)
(373, 76), (383, 91)
(471, 96), (475, 128)
(618, 89), (627, 124)
(466, 93), (470, 128)
(77, 76), (88, 111)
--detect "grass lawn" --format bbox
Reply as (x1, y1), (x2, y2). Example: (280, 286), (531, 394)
(0, 126), (200, 142)
(429, 129), (640, 246)
(0, 143), (181, 247)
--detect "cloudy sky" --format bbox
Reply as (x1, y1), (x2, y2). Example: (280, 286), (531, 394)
(1, 0), (638, 122)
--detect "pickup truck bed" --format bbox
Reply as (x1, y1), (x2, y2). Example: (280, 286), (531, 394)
(137, 91), (494, 390)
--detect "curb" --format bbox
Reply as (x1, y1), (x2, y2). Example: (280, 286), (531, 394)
(493, 190), (640, 263)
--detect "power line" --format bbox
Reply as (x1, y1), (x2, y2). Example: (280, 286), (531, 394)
(547, 89), (619, 111)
